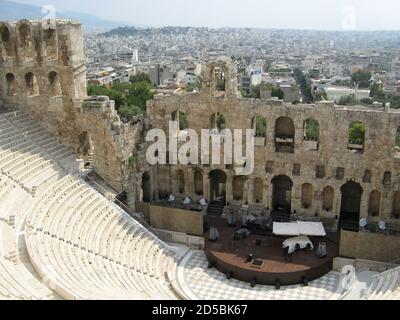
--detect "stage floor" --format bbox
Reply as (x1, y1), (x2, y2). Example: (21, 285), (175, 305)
(205, 216), (340, 285)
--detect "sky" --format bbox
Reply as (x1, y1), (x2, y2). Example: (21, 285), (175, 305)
(10, 0), (400, 31)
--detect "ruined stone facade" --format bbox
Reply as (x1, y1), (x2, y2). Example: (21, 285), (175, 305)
(0, 19), (138, 193)
(140, 62), (400, 231)
(2, 19), (400, 233)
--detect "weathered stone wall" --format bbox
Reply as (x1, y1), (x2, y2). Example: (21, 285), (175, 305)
(0, 20), (138, 192)
(140, 61), (400, 229)
(148, 204), (204, 236)
(340, 230), (400, 262)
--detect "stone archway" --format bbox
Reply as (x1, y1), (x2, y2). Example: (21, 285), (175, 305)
(272, 175), (293, 213)
(340, 181), (363, 231)
(322, 186), (334, 212)
(368, 190), (380, 217)
(209, 169), (227, 203)
(301, 183), (313, 209)
(275, 117), (295, 153)
(141, 172), (151, 203)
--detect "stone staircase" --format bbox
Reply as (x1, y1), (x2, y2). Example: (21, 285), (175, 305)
(271, 210), (291, 222)
(338, 214), (360, 232)
(207, 198), (226, 217)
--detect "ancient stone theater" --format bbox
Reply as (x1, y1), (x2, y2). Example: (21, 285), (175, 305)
(0, 19), (399, 300)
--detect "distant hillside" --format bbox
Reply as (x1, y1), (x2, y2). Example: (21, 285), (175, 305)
(0, 0), (139, 31)
(102, 26), (201, 37)
(103, 26), (153, 37)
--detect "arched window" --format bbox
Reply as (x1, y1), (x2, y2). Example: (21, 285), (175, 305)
(348, 121), (365, 153)
(253, 116), (267, 137)
(48, 71), (62, 96)
(18, 23), (33, 61)
(363, 170), (372, 183)
(179, 111), (187, 131)
(392, 192), (400, 219)
(303, 118), (319, 150)
(0, 25), (13, 57)
(194, 169), (203, 196)
(383, 171), (392, 186)
(275, 117), (295, 153)
(210, 112), (226, 132)
(5, 73), (16, 96)
(25, 72), (39, 96)
(322, 186), (334, 212)
(141, 172), (151, 203)
(43, 28), (57, 60)
(170, 110), (178, 133)
(173, 170), (185, 194)
(253, 115), (267, 146)
(1, 25), (10, 42)
(304, 118), (319, 141)
(233, 176), (245, 201)
(301, 183), (313, 209)
(158, 167), (170, 198)
(368, 191), (381, 217)
(214, 66), (225, 92)
(19, 23), (30, 44)
(171, 110), (178, 121)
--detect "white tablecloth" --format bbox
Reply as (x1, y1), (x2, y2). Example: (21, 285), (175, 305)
(297, 221), (326, 236)
(273, 221), (326, 237)
(273, 222), (300, 236)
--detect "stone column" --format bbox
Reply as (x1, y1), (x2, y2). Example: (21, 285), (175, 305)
(292, 181), (301, 214)
(264, 179), (270, 209)
(381, 189), (392, 219)
(152, 166), (159, 201)
(314, 189), (323, 216)
(203, 170), (210, 201)
(360, 189), (369, 219)
(226, 173), (233, 204)
(247, 178), (254, 204)
(333, 186), (341, 217)
(186, 167), (195, 197)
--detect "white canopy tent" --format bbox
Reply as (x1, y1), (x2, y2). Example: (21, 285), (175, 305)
(273, 221), (326, 237)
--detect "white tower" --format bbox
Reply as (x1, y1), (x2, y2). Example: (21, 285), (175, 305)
(132, 48), (139, 66)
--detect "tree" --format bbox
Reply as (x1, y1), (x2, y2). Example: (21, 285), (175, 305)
(304, 119), (319, 140)
(271, 87), (284, 100)
(255, 116), (266, 137)
(87, 84), (126, 108)
(216, 113), (226, 131)
(370, 82), (385, 100)
(118, 104), (142, 120)
(351, 70), (371, 88)
(249, 84), (261, 98)
(125, 81), (154, 111)
(179, 112), (187, 130)
(87, 81), (154, 122)
(186, 79), (202, 92)
(293, 68), (313, 103)
(338, 95), (358, 106)
(349, 122), (365, 145)
(129, 72), (151, 84)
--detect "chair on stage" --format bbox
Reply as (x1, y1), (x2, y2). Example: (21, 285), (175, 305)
(317, 242), (327, 258)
